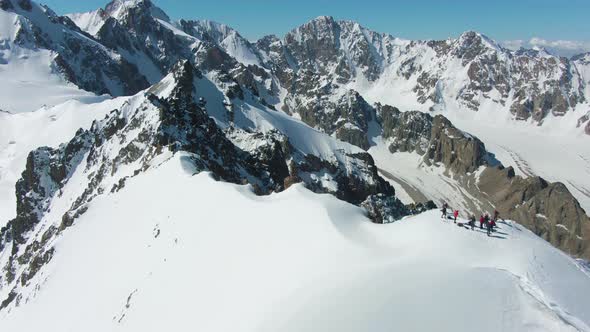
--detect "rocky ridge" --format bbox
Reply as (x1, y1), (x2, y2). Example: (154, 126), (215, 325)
(0, 61), (407, 311)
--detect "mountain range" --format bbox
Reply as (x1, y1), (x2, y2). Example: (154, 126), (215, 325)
(1, 0), (590, 330)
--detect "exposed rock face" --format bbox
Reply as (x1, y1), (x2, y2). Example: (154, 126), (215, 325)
(478, 166), (590, 259)
(96, 0), (189, 76)
(378, 104), (432, 154)
(579, 112), (590, 136)
(294, 90), (376, 149)
(377, 104), (496, 174)
(0, 0), (14, 10)
(362, 194), (408, 223)
(426, 116), (490, 174)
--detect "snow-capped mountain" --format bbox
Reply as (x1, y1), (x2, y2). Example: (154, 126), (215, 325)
(0, 0), (149, 110)
(1, 1), (590, 330)
(253, 16), (589, 129)
(17, 1), (590, 132)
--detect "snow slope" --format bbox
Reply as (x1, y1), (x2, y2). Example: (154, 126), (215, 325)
(0, 45), (105, 113)
(1, 153), (589, 331)
(0, 8), (105, 113)
(66, 10), (105, 36)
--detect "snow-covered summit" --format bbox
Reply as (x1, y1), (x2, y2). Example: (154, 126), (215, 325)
(104, 0), (169, 21)
(180, 19), (263, 66)
(67, 0), (170, 39)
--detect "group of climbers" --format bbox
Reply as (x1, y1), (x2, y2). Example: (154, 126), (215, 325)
(440, 202), (501, 237)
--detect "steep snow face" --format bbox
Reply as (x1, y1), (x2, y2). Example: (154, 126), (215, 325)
(66, 9), (106, 36)
(0, 4), (103, 112)
(181, 20), (263, 67)
(104, 0), (170, 22)
(0, 41), (105, 113)
(0, 0), (149, 111)
(574, 53), (590, 106)
(1, 153), (589, 331)
(68, 0), (170, 38)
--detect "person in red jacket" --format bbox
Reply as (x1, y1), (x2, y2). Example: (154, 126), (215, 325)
(453, 210), (459, 223)
(479, 215), (485, 229)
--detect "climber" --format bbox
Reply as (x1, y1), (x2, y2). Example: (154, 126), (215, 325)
(468, 215), (476, 230)
(490, 218), (497, 232)
(441, 203), (448, 219)
(487, 217), (494, 236)
(494, 210), (500, 221)
(479, 215), (485, 229)
(453, 210), (459, 224)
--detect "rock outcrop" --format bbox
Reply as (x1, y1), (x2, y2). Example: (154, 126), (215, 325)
(375, 105), (590, 259)
(377, 104), (496, 174)
(478, 166), (590, 259)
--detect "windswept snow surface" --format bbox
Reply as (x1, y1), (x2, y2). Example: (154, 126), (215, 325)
(1, 153), (589, 332)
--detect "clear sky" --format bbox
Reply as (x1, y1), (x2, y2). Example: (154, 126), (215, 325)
(40, 0), (590, 42)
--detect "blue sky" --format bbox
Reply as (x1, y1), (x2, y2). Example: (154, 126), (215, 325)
(42, 0), (590, 43)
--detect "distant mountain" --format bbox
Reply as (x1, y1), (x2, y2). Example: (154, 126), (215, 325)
(65, 4), (590, 131)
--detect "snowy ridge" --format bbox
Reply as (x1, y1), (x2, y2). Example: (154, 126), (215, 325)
(1, 154), (590, 331)
(181, 20), (263, 67)
(0, 61), (405, 316)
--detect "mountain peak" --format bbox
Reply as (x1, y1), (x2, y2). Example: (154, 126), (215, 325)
(455, 30), (502, 53)
(296, 15), (337, 30)
(311, 15), (335, 23)
(572, 52), (590, 63)
(104, 0), (169, 22)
